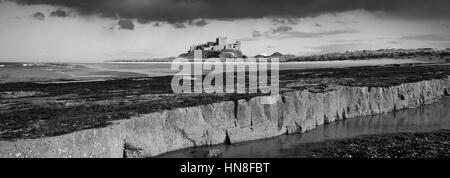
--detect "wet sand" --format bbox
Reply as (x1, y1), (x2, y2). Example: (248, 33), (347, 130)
(0, 58), (438, 84)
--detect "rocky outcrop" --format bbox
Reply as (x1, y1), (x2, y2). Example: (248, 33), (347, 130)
(1, 76), (450, 158)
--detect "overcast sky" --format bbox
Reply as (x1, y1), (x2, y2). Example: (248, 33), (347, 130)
(0, 0), (450, 62)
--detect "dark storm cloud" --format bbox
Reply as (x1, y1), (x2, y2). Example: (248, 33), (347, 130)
(272, 18), (299, 25)
(10, 0), (450, 24)
(271, 26), (293, 34)
(31, 12), (45, 20)
(153, 22), (161, 27)
(117, 19), (135, 30)
(188, 19), (208, 27)
(50, 9), (68, 18)
(172, 23), (186, 29)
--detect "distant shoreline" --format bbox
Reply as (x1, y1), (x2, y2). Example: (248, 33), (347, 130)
(102, 58), (426, 64)
(104, 58), (440, 64)
(104, 48), (450, 63)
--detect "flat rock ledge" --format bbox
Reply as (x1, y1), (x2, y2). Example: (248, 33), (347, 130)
(1, 76), (450, 158)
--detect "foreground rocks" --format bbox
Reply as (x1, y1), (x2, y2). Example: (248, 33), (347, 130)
(1, 71), (449, 157)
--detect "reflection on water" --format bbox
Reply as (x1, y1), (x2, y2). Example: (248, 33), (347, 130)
(158, 97), (450, 158)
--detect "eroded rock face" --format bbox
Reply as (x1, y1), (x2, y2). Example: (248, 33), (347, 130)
(1, 77), (449, 158)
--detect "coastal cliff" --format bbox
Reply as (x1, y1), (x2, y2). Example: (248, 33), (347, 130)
(1, 76), (449, 158)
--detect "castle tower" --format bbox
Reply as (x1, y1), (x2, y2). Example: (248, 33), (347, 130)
(216, 37), (227, 46)
(235, 41), (241, 50)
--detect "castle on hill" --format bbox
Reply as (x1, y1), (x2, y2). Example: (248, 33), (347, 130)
(179, 37), (243, 59)
(188, 37), (241, 53)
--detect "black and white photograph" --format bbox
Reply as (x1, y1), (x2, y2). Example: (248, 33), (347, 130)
(0, 0), (450, 175)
